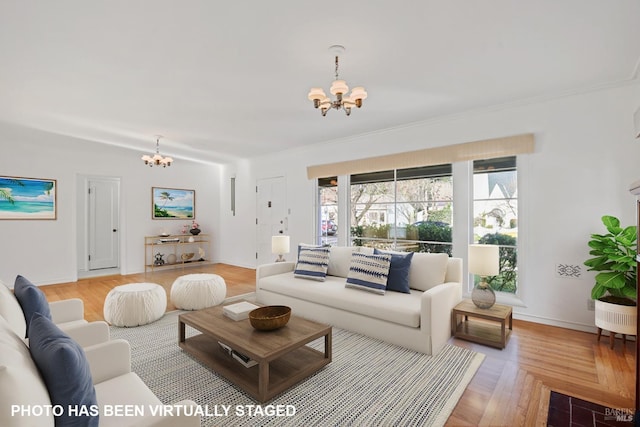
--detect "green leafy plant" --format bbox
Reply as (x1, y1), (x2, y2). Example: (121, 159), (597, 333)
(584, 215), (637, 300)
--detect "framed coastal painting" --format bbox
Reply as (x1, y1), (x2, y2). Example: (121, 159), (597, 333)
(152, 187), (195, 219)
(0, 176), (57, 220)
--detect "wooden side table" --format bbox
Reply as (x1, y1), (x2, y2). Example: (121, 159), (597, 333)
(451, 300), (513, 349)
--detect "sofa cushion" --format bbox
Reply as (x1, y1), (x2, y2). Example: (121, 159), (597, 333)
(345, 252), (392, 295)
(260, 273), (422, 327)
(294, 246), (330, 281)
(14, 275), (51, 337)
(29, 313), (99, 427)
(327, 246), (359, 278)
(374, 249), (414, 294)
(408, 253), (450, 291)
(0, 314), (53, 427)
(0, 281), (27, 338)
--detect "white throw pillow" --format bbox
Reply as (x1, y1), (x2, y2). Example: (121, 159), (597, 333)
(294, 246), (331, 281)
(327, 247), (359, 278)
(408, 253), (450, 291)
(345, 252), (392, 295)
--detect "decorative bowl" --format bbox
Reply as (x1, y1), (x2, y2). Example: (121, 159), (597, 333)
(249, 306), (291, 331)
(181, 252), (195, 261)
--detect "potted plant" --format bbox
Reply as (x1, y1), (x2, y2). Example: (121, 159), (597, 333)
(584, 215), (637, 338)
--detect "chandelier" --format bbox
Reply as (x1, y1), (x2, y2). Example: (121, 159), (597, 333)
(307, 45), (367, 116)
(141, 136), (173, 167)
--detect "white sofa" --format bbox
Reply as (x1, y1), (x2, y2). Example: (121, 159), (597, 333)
(0, 314), (199, 427)
(257, 246), (463, 355)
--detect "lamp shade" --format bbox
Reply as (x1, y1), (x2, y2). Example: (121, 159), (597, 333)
(468, 244), (499, 276)
(272, 235), (290, 255)
(308, 88), (326, 101)
(330, 79), (349, 95)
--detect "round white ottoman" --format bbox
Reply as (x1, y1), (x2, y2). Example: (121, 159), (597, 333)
(170, 273), (227, 310)
(104, 283), (167, 327)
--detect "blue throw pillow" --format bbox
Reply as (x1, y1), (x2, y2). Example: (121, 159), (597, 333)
(374, 249), (414, 294)
(14, 275), (51, 337)
(28, 313), (99, 427)
(346, 252), (392, 295)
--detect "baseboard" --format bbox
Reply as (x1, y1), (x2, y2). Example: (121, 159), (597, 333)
(514, 312), (597, 334)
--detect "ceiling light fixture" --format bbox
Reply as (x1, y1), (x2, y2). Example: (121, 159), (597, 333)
(307, 45), (367, 117)
(141, 135), (173, 167)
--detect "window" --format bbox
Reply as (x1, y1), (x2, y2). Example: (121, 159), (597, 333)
(349, 164), (453, 253)
(473, 156), (518, 293)
(317, 177), (338, 245)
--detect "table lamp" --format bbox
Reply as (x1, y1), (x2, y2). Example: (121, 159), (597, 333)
(272, 235), (290, 262)
(468, 244), (500, 309)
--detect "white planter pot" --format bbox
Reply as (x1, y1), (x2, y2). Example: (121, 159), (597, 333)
(595, 299), (637, 335)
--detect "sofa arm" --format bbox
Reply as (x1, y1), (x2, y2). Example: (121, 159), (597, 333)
(49, 298), (84, 323)
(62, 321), (110, 348)
(256, 262), (295, 280)
(84, 339), (131, 384)
(421, 282), (462, 355)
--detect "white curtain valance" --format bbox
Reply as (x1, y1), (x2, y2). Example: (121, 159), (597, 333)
(307, 133), (535, 179)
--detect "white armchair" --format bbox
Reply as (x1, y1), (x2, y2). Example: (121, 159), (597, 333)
(0, 281), (110, 347)
(0, 315), (199, 427)
(85, 339), (200, 427)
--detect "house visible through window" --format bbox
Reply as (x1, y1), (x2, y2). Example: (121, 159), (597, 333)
(473, 156), (518, 294)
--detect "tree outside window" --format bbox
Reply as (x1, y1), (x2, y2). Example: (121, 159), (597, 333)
(349, 165), (453, 254)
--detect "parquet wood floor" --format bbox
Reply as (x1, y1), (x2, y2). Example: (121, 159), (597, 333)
(38, 264), (635, 426)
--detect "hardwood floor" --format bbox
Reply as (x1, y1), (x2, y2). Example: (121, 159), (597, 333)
(40, 264), (255, 322)
(39, 264), (635, 426)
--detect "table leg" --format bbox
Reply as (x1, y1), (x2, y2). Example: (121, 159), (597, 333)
(451, 311), (456, 335)
(258, 361), (269, 402)
(178, 320), (185, 343)
(597, 327), (602, 342)
(325, 332), (333, 361)
(501, 320), (506, 349)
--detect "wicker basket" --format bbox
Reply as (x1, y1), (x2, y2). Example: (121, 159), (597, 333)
(249, 306), (291, 331)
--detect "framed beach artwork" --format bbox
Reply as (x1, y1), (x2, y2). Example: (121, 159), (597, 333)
(0, 176), (57, 220)
(152, 187), (195, 219)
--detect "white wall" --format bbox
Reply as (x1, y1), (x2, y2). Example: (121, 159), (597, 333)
(219, 82), (640, 332)
(0, 122), (221, 286)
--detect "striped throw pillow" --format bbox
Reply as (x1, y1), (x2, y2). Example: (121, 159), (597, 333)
(294, 246), (331, 281)
(345, 252), (392, 295)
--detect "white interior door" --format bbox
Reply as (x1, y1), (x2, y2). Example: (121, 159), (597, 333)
(256, 177), (287, 265)
(88, 178), (120, 270)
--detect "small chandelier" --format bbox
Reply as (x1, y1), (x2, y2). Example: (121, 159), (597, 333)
(141, 136), (173, 167)
(307, 45), (367, 116)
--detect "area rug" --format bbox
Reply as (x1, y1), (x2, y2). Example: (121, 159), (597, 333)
(547, 391), (634, 426)
(110, 311), (484, 427)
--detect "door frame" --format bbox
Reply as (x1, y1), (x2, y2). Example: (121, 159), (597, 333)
(76, 174), (122, 278)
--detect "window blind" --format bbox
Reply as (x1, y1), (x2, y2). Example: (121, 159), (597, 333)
(306, 133), (534, 179)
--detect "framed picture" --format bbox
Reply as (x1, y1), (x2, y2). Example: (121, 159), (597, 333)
(152, 187), (195, 219)
(0, 176), (57, 220)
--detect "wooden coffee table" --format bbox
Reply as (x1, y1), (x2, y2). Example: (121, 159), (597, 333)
(178, 304), (332, 402)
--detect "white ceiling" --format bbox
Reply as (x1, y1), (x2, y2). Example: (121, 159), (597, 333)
(1, 1), (639, 165)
